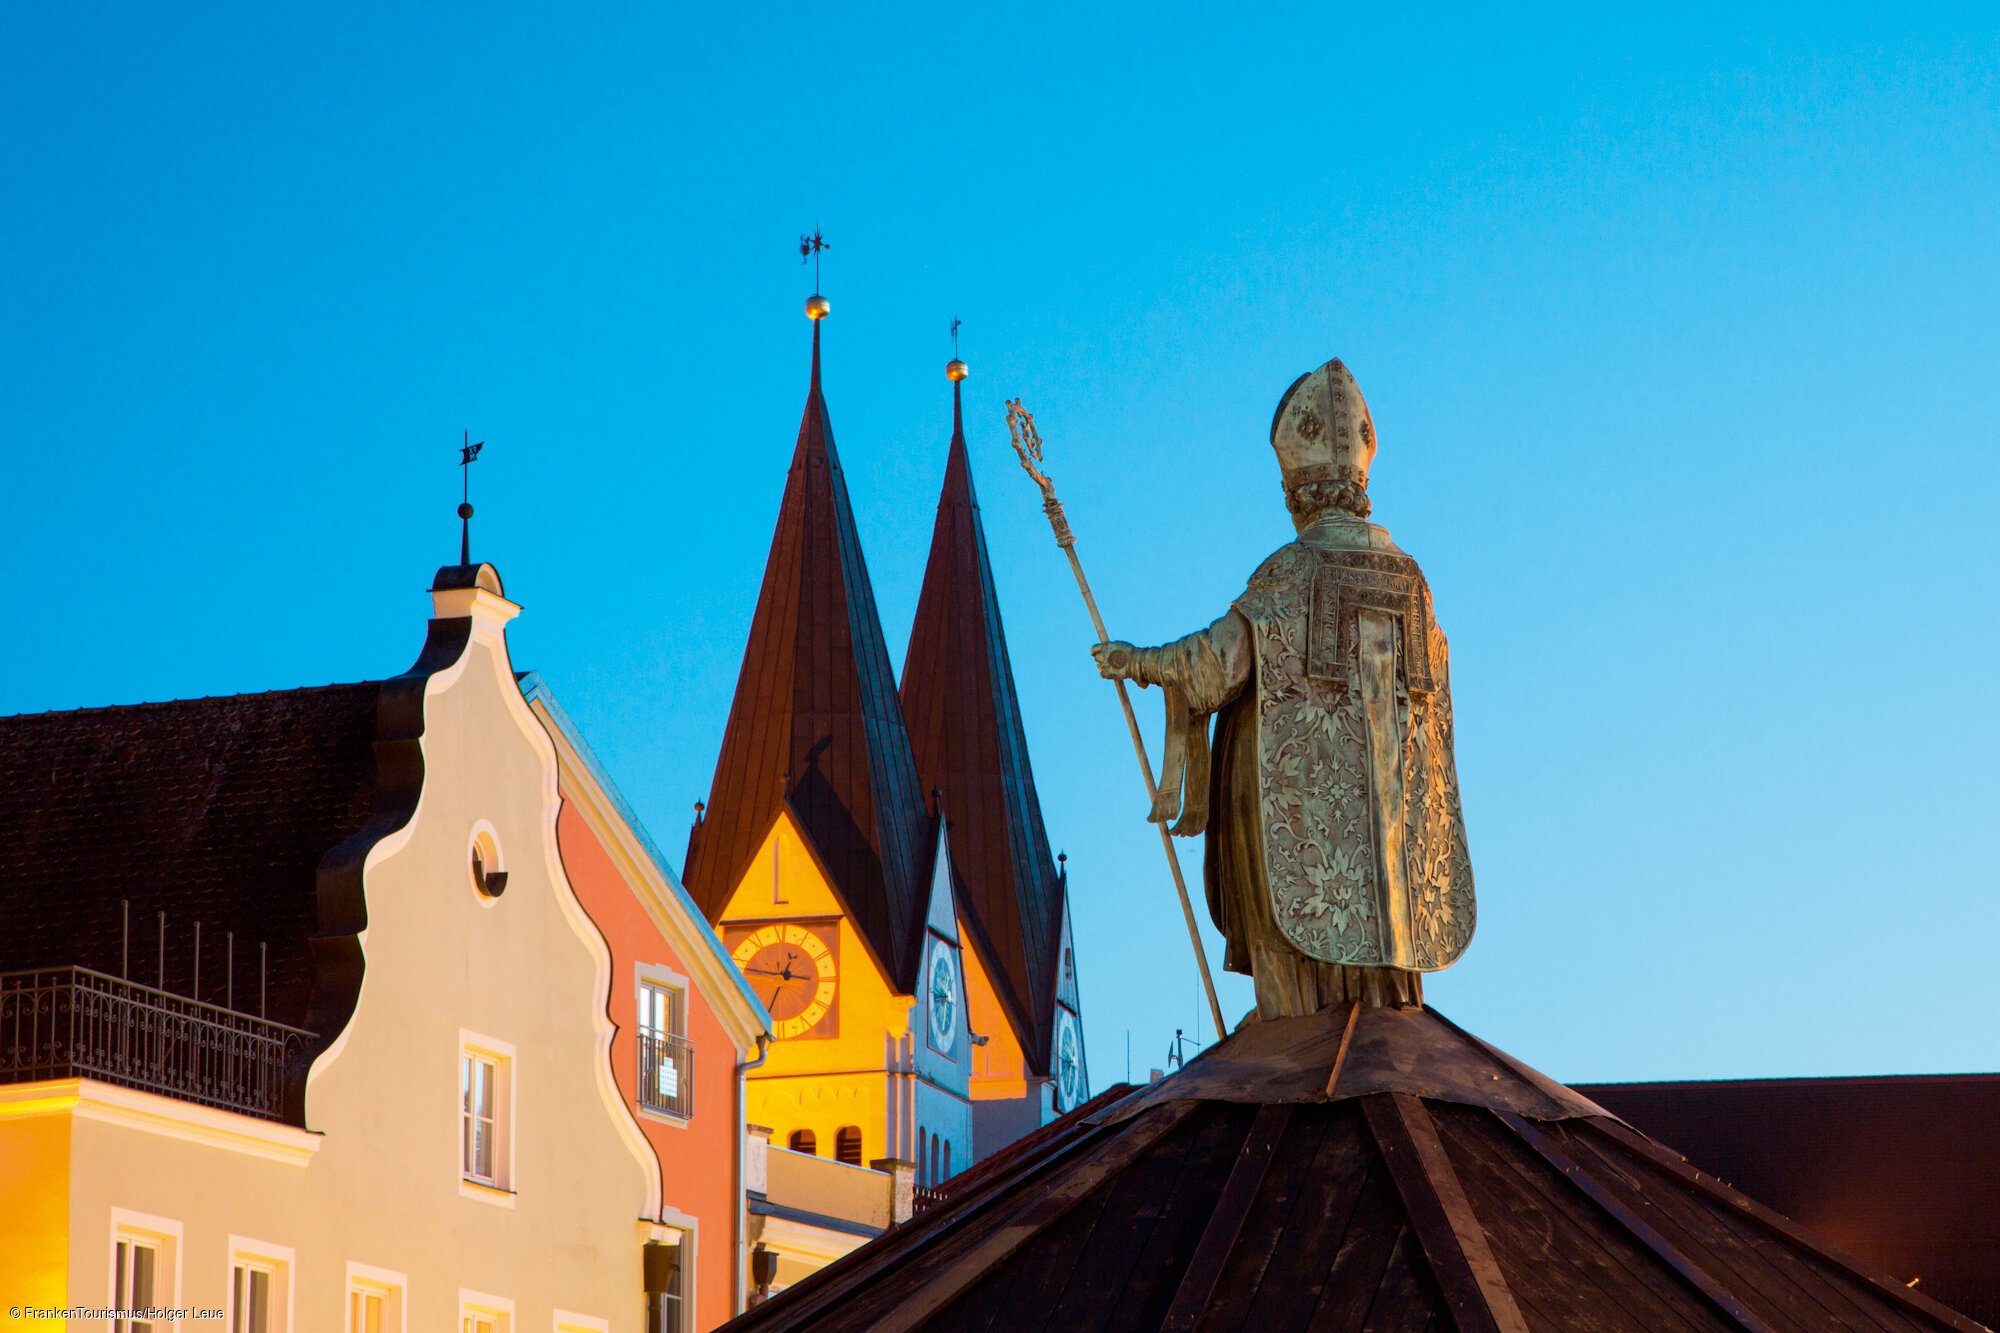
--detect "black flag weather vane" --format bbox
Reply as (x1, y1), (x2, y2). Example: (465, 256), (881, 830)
(458, 430), (484, 565)
(800, 228), (830, 286)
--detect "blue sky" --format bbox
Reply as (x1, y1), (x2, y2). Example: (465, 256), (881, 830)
(5, 3), (1996, 1084)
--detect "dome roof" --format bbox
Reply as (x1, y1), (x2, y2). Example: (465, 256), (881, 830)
(725, 1003), (1984, 1332)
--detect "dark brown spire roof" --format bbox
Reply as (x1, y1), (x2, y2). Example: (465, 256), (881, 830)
(901, 377), (1068, 1074)
(724, 1005), (1987, 1332)
(684, 323), (934, 992)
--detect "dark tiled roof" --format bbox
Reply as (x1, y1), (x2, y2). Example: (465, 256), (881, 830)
(1578, 1073), (2000, 1329)
(901, 379), (1068, 1075)
(0, 684), (380, 1029)
(927, 1081), (1137, 1207)
(724, 1005), (1984, 1332)
(684, 324), (935, 992)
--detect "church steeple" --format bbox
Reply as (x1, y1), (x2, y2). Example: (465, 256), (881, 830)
(684, 298), (934, 993)
(902, 352), (1069, 1075)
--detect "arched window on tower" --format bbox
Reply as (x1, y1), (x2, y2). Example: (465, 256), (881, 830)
(916, 1129), (928, 1185)
(930, 1136), (941, 1187)
(788, 1129), (817, 1156)
(943, 1141), (951, 1180)
(834, 1125), (863, 1165)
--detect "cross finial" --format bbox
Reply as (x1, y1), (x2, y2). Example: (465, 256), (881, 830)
(950, 317), (962, 356)
(458, 430), (485, 565)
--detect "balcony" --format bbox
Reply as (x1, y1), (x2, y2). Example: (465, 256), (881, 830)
(637, 1029), (694, 1118)
(0, 966), (313, 1122)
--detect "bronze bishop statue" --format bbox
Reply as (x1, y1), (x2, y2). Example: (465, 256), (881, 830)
(1093, 357), (1475, 1019)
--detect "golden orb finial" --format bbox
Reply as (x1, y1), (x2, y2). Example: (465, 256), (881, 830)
(946, 358), (969, 382)
(805, 293), (830, 321)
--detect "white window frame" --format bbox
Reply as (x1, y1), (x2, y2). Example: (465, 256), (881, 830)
(552, 1314), (609, 1333)
(458, 1289), (514, 1333)
(647, 1218), (696, 1333)
(226, 1235), (294, 1333)
(345, 1262), (406, 1333)
(636, 963), (692, 1125)
(109, 1208), (182, 1333)
(459, 1030), (517, 1204)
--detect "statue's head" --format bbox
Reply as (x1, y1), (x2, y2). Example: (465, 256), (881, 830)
(1270, 357), (1376, 530)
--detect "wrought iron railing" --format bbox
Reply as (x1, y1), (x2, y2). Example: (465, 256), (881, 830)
(0, 967), (313, 1121)
(637, 1029), (694, 1118)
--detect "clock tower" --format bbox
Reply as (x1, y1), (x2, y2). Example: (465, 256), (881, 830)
(684, 300), (973, 1188)
(903, 354), (1090, 1145)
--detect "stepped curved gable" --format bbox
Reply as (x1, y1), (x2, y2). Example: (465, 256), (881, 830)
(901, 377), (1068, 1076)
(683, 322), (934, 993)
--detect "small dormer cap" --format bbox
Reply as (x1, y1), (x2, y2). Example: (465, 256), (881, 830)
(431, 563), (505, 596)
(430, 562), (518, 636)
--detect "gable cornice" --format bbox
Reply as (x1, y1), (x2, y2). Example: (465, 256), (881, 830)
(520, 676), (772, 1050)
(296, 609), (473, 1125)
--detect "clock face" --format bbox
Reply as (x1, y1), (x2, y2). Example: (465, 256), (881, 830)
(1055, 1010), (1081, 1109)
(729, 922), (838, 1040)
(927, 942), (957, 1055)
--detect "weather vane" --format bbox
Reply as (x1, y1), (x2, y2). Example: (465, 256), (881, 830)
(801, 229), (832, 321)
(799, 228), (830, 284)
(947, 318), (968, 382)
(458, 429), (484, 565)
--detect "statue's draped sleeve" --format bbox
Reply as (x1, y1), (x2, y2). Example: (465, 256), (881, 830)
(1124, 610), (1253, 835)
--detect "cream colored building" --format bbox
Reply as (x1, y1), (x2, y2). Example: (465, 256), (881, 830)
(0, 564), (688, 1331)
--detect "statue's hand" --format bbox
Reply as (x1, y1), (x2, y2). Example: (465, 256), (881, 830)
(1092, 640), (1139, 682)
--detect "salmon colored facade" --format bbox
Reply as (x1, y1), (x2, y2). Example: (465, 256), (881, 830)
(524, 679), (773, 1330)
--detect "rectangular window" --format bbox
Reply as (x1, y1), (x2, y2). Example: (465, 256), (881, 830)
(231, 1265), (270, 1332)
(115, 1239), (157, 1333)
(459, 1032), (515, 1194)
(644, 1233), (687, 1333)
(458, 1291), (512, 1333)
(111, 1210), (181, 1333)
(350, 1289), (384, 1333)
(637, 978), (693, 1118)
(463, 1052), (498, 1181)
(228, 1237), (292, 1333)
(346, 1263), (405, 1333)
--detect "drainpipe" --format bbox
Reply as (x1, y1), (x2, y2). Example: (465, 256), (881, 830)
(735, 1033), (771, 1315)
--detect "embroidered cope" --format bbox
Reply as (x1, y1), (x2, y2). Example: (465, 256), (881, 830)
(1124, 513), (1475, 1017)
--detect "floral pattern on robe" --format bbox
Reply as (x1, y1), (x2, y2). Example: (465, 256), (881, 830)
(1131, 514), (1474, 974)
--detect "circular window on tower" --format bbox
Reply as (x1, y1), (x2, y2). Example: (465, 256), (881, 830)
(469, 823), (508, 901)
